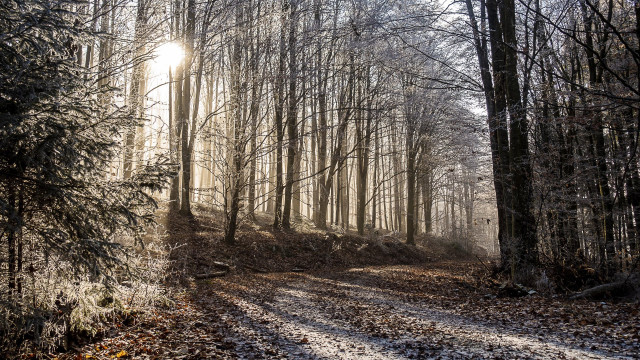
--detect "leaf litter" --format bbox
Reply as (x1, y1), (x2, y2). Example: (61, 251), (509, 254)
(55, 211), (640, 359)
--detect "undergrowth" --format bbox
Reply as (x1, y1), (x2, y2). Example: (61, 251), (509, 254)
(0, 234), (172, 358)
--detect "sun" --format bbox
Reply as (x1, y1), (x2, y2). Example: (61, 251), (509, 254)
(153, 42), (184, 70)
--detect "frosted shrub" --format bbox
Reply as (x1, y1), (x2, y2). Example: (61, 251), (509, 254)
(0, 234), (172, 356)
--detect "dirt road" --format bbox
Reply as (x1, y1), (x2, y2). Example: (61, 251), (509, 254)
(191, 264), (637, 359)
(70, 263), (639, 359)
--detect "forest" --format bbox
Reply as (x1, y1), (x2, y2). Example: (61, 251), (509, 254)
(1, 0), (639, 358)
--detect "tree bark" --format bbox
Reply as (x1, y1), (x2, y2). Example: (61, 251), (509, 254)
(479, 0), (513, 270)
(224, 0), (245, 244)
(123, 0), (147, 180)
(273, 1), (288, 228)
(177, 0), (196, 216)
(282, 0), (298, 229)
(501, 0), (538, 280)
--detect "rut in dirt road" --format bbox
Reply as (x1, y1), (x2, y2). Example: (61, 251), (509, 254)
(197, 264), (637, 360)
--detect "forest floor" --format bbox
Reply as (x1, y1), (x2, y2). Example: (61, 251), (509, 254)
(57, 210), (640, 360)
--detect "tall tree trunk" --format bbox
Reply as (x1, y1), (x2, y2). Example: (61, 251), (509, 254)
(356, 67), (373, 235)
(203, 71), (215, 202)
(177, 0), (197, 215)
(169, 0), (182, 211)
(563, 50), (581, 260)
(390, 124), (402, 233)
(502, 0), (537, 280)
(97, 0), (111, 102)
(480, 0), (513, 270)
(267, 135), (276, 213)
(123, 0), (147, 179)
(381, 148), (389, 231)
(168, 66), (179, 207)
(594, 121), (615, 274)
(84, 0), (100, 70)
(282, 0), (298, 229)
(186, 10), (211, 207)
(224, 0), (245, 244)
(422, 168), (432, 234)
(356, 76), (365, 235)
(464, 169), (473, 234)
(246, 0), (262, 220)
(273, 2), (288, 228)
(450, 174), (456, 237)
(625, 121), (640, 255)
(293, 92), (305, 219)
(372, 116), (379, 229)
(339, 122), (349, 230)
(406, 138), (416, 244)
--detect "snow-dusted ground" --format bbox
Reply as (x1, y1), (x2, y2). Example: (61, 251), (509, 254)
(68, 264), (638, 359)
(206, 267), (634, 359)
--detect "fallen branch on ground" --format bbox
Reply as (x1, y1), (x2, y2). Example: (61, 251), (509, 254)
(194, 271), (228, 279)
(569, 280), (636, 300)
(212, 261), (231, 270)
